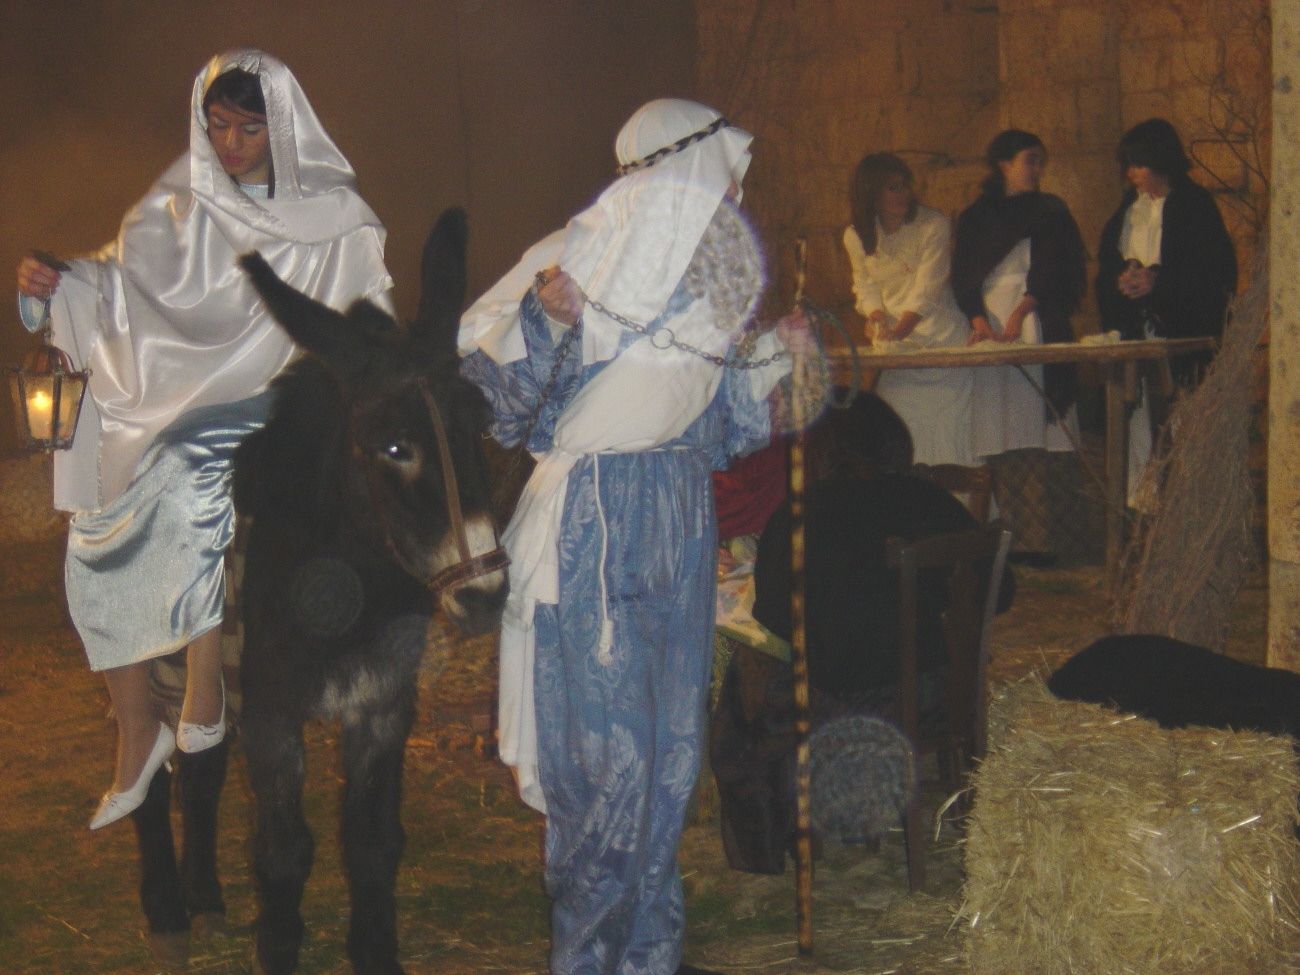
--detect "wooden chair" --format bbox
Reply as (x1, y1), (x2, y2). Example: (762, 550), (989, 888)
(909, 462), (993, 523)
(885, 519), (1012, 891)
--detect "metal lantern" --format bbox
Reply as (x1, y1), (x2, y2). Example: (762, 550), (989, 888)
(8, 311), (89, 452)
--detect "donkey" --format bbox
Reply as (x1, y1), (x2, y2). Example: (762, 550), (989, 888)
(233, 207), (507, 975)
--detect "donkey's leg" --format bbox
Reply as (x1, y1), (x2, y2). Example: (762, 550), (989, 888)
(244, 708), (314, 975)
(132, 764), (192, 970)
(178, 740), (229, 932)
(340, 686), (416, 975)
(132, 762), (189, 932)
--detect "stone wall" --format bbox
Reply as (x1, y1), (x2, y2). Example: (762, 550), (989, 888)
(696, 0), (1000, 320)
(697, 0), (1269, 333)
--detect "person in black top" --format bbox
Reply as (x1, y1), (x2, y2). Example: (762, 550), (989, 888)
(1096, 117), (1237, 386)
(709, 393), (1013, 873)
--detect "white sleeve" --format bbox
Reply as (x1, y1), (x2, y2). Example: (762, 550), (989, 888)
(842, 226), (883, 318)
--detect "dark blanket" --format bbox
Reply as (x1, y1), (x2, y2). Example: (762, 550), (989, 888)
(1048, 634), (1300, 740)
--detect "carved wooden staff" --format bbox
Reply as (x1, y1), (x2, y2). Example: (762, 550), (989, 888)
(789, 237), (815, 956)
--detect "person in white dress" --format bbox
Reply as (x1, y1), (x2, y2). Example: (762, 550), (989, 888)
(951, 130), (1087, 559)
(15, 50), (392, 830)
(842, 152), (974, 466)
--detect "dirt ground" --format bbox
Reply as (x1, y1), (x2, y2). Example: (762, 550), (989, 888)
(0, 536), (1270, 975)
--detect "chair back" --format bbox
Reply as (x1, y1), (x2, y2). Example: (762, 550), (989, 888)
(909, 463), (993, 523)
(886, 519), (1011, 764)
(885, 519), (1011, 891)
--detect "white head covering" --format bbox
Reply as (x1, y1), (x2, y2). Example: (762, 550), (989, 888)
(458, 98), (752, 365)
(50, 49), (393, 512)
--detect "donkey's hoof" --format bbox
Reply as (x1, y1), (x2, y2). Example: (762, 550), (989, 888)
(147, 929), (190, 972)
(191, 910), (231, 941)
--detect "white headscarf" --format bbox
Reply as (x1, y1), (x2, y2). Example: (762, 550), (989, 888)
(50, 49), (393, 512)
(458, 98), (752, 365)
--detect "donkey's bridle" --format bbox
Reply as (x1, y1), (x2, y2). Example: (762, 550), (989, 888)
(416, 380), (510, 592)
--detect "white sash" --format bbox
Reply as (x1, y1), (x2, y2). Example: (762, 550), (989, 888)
(497, 298), (726, 812)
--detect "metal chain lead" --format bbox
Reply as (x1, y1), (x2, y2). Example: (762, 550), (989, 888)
(583, 294), (787, 370)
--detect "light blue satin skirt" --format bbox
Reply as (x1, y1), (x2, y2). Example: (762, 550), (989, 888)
(66, 392), (273, 672)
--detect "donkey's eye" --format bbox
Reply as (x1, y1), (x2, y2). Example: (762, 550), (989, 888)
(382, 441), (416, 464)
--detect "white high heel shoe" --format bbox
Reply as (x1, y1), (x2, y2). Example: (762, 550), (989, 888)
(90, 722), (175, 830)
(176, 675), (225, 754)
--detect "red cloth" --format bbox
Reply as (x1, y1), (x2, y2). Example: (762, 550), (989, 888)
(713, 439), (788, 540)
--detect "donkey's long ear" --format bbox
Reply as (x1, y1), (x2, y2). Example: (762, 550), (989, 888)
(412, 207), (468, 353)
(241, 253), (365, 370)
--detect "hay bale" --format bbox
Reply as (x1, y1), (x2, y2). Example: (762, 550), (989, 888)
(961, 677), (1300, 975)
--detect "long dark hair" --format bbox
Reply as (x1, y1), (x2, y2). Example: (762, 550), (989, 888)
(981, 129), (1044, 197)
(1116, 117), (1192, 182)
(849, 152), (917, 255)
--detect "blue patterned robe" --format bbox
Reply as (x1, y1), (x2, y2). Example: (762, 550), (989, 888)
(462, 289), (776, 974)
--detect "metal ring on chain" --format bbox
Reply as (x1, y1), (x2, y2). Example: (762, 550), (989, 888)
(650, 327), (676, 350)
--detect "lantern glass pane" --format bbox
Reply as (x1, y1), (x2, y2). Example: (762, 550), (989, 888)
(23, 374), (57, 442)
(55, 373), (86, 443)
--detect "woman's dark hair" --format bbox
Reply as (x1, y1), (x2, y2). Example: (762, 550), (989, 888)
(981, 129), (1045, 197)
(849, 152), (917, 255)
(808, 391), (914, 482)
(1116, 117), (1191, 181)
(202, 68), (266, 117)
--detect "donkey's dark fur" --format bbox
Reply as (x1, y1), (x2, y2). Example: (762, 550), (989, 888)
(131, 741), (230, 965)
(234, 208), (506, 975)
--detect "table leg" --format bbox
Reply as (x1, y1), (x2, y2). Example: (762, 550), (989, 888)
(1105, 363), (1128, 584)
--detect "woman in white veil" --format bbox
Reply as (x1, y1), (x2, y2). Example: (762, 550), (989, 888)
(15, 50), (392, 830)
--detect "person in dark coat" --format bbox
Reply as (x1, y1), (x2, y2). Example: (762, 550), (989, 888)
(709, 393), (1014, 873)
(950, 130), (1088, 562)
(1096, 117), (1237, 385)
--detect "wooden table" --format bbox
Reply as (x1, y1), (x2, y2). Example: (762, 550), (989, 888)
(825, 337), (1217, 574)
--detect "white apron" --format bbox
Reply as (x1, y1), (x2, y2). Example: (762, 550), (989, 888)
(970, 239), (1076, 459)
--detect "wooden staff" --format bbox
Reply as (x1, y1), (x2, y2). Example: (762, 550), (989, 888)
(789, 237), (815, 957)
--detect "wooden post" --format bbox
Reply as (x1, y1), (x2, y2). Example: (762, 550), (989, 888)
(789, 238), (815, 957)
(1104, 362), (1127, 585)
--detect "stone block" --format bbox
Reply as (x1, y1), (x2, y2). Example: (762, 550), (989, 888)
(891, 91), (998, 159)
(1119, 3), (1185, 42)
(1073, 81), (1123, 152)
(1119, 38), (1171, 93)
(910, 10), (998, 94)
(1053, 6), (1116, 84)
(1169, 36), (1222, 86)
(998, 10), (1055, 88)
(1121, 90), (1176, 128)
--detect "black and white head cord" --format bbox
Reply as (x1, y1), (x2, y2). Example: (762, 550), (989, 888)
(615, 116), (733, 176)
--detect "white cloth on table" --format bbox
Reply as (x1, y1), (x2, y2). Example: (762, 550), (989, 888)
(843, 207), (974, 466)
(970, 238), (1077, 459)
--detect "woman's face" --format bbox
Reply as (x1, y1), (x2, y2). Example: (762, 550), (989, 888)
(998, 146), (1045, 195)
(877, 174), (914, 224)
(1125, 163), (1168, 197)
(206, 101), (271, 184)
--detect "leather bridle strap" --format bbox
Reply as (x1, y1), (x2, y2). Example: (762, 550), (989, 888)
(419, 380), (510, 592)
